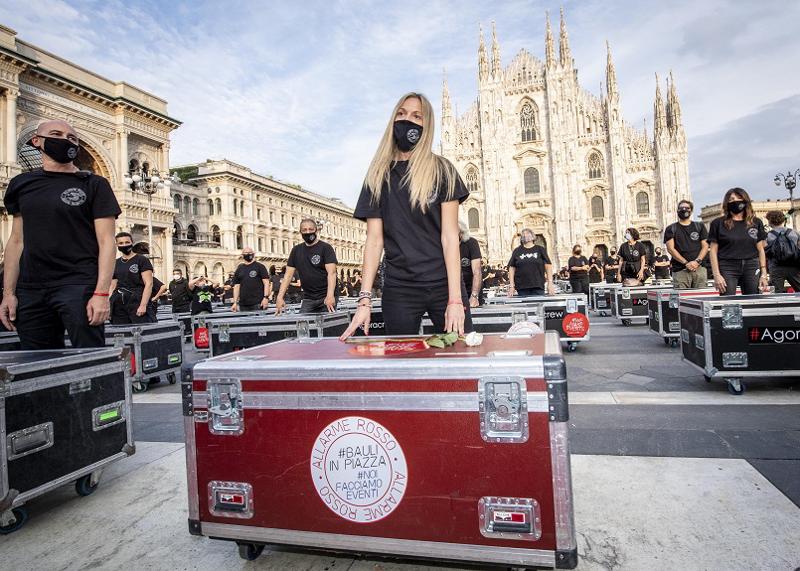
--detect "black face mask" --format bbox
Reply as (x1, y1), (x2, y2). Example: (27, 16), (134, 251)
(656, 250), (662, 256)
(243, 253), (254, 262)
(301, 232), (317, 245)
(574, 250), (582, 256)
(677, 209), (692, 220)
(393, 120), (423, 152)
(610, 251), (616, 256)
(36, 136), (80, 164)
(728, 201), (747, 214)
(118, 245), (133, 255)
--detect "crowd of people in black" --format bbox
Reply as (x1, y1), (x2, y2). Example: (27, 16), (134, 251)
(2, 111), (799, 347)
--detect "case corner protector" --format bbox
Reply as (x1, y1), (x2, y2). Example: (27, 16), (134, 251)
(556, 547), (579, 569)
(188, 518), (202, 536)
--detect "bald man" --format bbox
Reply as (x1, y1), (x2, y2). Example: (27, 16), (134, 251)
(0, 120), (121, 349)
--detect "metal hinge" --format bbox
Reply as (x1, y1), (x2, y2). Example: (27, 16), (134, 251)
(182, 381), (194, 417)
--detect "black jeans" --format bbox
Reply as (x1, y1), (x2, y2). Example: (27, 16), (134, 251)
(718, 258), (760, 296)
(382, 284), (473, 336)
(769, 264), (800, 293)
(300, 297), (337, 314)
(569, 277), (590, 294)
(238, 303), (261, 312)
(517, 287), (545, 297)
(111, 288), (157, 325)
(16, 284), (105, 349)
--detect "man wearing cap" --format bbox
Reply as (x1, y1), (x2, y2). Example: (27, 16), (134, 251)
(0, 120), (120, 348)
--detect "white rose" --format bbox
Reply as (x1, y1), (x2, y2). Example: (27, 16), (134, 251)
(464, 331), (484, 347)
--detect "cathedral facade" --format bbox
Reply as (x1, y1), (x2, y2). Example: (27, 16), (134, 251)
(442, 12), (691, 267)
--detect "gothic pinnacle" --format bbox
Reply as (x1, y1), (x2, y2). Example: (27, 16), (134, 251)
(478, 23), (489, 82)
(606, 40), (618, 100)
(654, 72), (667, 134)
(442, 68), (452, 118)
(545, 11), (555, 67)
(491, 21), (502, 78)
(559, 7), (572, 68)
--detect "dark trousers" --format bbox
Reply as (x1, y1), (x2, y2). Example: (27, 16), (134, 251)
(718, 258), (760, 296)
(16, 284), (105, 349)
(769, 265), (800, 293)
(517, 287), (545, 297)
(111, 289), (157, 325)
(569, 277), (590, 294)
(382, 284), (473, 336)
(605, 272), (618, 284)
(300, 297), (337, 314)
(238, 303), (261, 312)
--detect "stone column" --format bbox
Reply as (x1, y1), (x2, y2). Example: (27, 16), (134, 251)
(116, 128), (128, 189)
(5, 88), (19, 164)
(163, 225), (174, 281)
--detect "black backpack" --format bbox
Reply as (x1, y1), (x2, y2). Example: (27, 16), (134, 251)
(766, 229), (800, 266)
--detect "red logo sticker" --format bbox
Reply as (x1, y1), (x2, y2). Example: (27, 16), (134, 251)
(562, 313), (589, 338)
(194, 327), (209, 349)
(349, 340), (429, 356)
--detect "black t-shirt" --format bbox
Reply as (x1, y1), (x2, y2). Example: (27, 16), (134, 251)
(233, 262), (269, 305)
(588, 256), (602, 280)
(113, 254), (154, 290)
(654, 255), (671, 278)
(169, 278), (191, 310)
(4, 169), (121, 288)
(568, 256), (589, 278)
(664, 221), (708, 272)
(604, 255), (620, 277)
(508, 245), (551, 289)
(707, 217), (767, 260)
(223, 279), (234, 300)
(460, 237), (482, 290)
(353, 160), (469, 288)
(191, 284), (214, 315)
(618, 242), (645, 272)
(287, 240), (337, 299)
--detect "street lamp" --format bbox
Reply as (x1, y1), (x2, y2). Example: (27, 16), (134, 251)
(123, 166), (179, 255)
(774, 169), (799, 227)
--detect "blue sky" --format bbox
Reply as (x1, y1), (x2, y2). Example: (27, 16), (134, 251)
(2, 0), (799, 210)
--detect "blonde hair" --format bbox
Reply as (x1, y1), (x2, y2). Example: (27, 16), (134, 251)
(364, 92), (457, 212)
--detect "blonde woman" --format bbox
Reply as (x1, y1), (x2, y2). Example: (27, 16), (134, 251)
(340, 93), (471, 338)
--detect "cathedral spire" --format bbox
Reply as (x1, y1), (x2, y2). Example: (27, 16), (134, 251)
(654, 73), (667, 135)
(605, 40), (618, 101)
(478, 24), (489, 83)
(559, 7), (572, 68)
(491, 21), (502, 78)
(545, 11), (555, 68)
(442, 68), (452, 120)
(667, 70), (683, 134)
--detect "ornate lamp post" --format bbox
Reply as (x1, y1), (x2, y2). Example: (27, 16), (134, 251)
(774, 169), (799, 228)
(123, 166), (179, 254)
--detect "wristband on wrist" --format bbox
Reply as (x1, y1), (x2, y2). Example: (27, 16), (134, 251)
(447, 300), (463, 306)
(93, 292), (110, 297)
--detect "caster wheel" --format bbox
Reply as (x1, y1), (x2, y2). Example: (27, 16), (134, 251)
(704, 375), (713, 383)
(132, 381), (147, 393)
(76, 474), (99, 497)
(0, 507), (28, 535)
(727, 379), (745, 396)
(567, 342), (577, 352)
(622, 319), (631, 326)
(664, 337), (671, 346)
(237, 542), (265, 561)
(670, 339), (679, 348)
(167, 372), (177, 385)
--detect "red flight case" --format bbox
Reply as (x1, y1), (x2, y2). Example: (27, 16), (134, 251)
(183, 332), (577, 568)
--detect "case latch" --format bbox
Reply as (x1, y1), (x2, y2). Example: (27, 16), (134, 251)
(208, 481), (253, 519)
(218, 324), (230, 343)
(207, 379), (244, 435)
(722, 305), (743, 329)
(669, 292), (680, 309)
(566, 298), (578, 314)
(478, 497), (541, 540)
(621, 288), (631, 300)
(479, 376), (528, 443)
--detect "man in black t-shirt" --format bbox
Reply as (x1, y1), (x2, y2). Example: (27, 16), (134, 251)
(459, 221), (483, 307)
(232, 247), (270, 312)
(111, 232), (155, 324)
(0, 120), (121, 349)
(604, 249), (621, 283)
(508, 229), (553, 296)
(664, 199), (709, 289)
(653, 248), (671, 280)
(276, 219), (338, 314)
(169, 269), (192, 313)
(188, 276), (214, 315)
(568, 245), (590, 294)
(222, 273), (234, 305)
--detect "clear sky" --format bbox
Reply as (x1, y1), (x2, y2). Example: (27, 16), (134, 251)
(2, 0), (798, 210)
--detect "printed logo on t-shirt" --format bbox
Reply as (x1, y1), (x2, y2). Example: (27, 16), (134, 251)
(519, 253), (537, 260)
(747, 227), (758, 239)
(248, 270), (258, 278)
(129, 264), (139, 274)
(311, 254), (322, 265)
(631, 249), (639, 257)
(690, 231), (700, 241)
(61, 188), (87, 206)
(461, 257), (469, 267)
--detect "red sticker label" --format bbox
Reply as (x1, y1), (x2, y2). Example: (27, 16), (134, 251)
(348, 340), (429, 356)
(562, 313), (589, 338)
(194, 327), (209, 349)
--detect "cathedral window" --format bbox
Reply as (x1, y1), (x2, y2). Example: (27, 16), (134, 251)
(173, 194), (181, 210)
(215, 198), (222, 214)
(587, 152), (604, 179)
(468, 208), (480, 230)
(236, 226), (244, 249)
(211, 225), (221, 244)
(207, 199), (214, 215)
(192, 198), (199, 216)
(465, 166), (480, 193)
(524, 167), (540, 195)
(186, 224), (197, 242)
(591, 196), (604, 220)
(520, 102), (538, 142)
(183, 196), (191, 213)
(636, 191), (650, 216)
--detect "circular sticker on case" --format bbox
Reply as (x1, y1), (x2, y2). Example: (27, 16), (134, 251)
(311, 416), (408, 523)
(562, 312), (589, 338)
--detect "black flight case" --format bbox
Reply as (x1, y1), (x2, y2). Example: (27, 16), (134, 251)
(589, 282), (617, 316)
(679, 293), (800, 395)
(0, 347), (134, 534)
(421, 304), (545, 335)
(104, 321), (184, 393)
(648, 287), (719, 347)
(610, 283), (672, 326)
